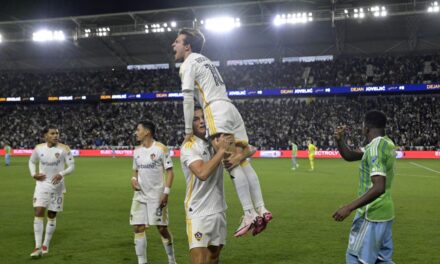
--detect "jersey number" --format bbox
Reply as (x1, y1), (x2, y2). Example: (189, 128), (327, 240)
(204, 64), (225, 86)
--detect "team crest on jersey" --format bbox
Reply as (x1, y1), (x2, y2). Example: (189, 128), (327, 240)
(194, 232), (203, 241)
(150, 154), (156, 160)
(55, 153), (61, 159)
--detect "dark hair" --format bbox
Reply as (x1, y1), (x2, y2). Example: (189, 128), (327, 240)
(365, 110), (386, 129)
(42, 125), (58, 136)
(138, 120), (156, 137)
(194, 105), (203, 112)
(178, 28), (205, 53)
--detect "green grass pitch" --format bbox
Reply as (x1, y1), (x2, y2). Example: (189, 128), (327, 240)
(1, 157), (439, 263)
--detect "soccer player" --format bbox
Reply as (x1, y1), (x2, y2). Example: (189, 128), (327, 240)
(290, 140), (299, 170)
(307, 139), (316, 171)
(333, 110), (396, 264)
(28, 126), (75, 258)
(180, 106), (229, 263)
(4, 141), (12, 166)
(172, 28), (272, 237)
(130, 121), (177, 264)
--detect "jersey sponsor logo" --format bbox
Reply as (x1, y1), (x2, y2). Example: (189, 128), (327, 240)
(194, 232), (203, 241)
(41, 160), (62, 166)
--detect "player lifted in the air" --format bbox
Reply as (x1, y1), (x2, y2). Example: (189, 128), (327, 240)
(28, 126), (75, 258)
(172, 28), (272, 237)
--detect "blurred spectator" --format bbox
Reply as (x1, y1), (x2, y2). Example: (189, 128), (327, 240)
(1, 94), (439, 150)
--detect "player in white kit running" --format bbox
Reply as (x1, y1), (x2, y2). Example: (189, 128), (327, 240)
(28, 126), (75, 258)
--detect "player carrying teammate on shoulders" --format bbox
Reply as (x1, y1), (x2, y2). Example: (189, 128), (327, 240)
(172, 28), (272, 237)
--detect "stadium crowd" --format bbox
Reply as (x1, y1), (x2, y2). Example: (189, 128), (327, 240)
(0, 53), (439, 97)
(1, 94), (439, 151)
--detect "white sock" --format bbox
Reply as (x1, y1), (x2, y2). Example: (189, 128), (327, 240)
(241, 161), (267, 214)
(134, 232), (147, 264)
(43, 218), (57, 248)
(161, 234), (176, 264)
(34, 217), (44, 249)
(230, 166), (255, 213)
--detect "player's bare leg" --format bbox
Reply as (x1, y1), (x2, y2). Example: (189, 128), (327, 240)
(212, 134), (258, 237)
(30, 207), (45, 258)
(157, 225), (177, 264)
(207, 245), (222, 264)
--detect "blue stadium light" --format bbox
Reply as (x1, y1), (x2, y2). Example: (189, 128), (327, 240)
(273, 12), (313, 26)
(428, 1), (439, 13)
(32, 30), (65, 42)
(203, 16), (241, 33)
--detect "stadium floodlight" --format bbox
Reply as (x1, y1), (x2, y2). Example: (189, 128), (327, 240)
(273, 12), (313, 26)
(0, 34), (2, 43)
(428, 1), (439, 13)
(203, 16), (241, 32)
(32, 30), (65, 42)
(371, 6), (387, 17)
(96, 27), (110, 37)
(353, 8), (365, 19)
(145, 22), (176, 34)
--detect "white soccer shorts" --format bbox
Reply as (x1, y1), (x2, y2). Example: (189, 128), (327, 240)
(186, 212), (227, 249)
(130, 199), (169, 226)
(204, 100), (249, 145)
(33, 190), (64, 212)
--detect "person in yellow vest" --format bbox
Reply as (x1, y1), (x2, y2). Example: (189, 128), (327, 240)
(308, 140), (317, 171)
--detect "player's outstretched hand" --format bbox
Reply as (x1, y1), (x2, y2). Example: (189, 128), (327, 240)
(52, 174), (63, 185)
(131, 177), (141, 191)
(332, 205), (352, 221)
(334, 125), (347, 142)
(33, 173), (46, 181)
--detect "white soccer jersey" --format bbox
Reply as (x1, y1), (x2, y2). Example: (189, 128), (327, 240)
(132, 141), (173, 202)
(29, 143), (75, 193)
(179, 52), (231, 109)
(180, 136), (227, 219)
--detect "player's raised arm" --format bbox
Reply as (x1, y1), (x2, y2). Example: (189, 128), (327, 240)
(334, 126), (363, 161)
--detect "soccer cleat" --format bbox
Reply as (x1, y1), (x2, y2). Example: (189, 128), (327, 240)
(234, 215), (256, 237)
(263, 211), (273, 223)
(30, 248), (42, 258)
(42, 245), (49, 255)
(252, 216), (266, 236)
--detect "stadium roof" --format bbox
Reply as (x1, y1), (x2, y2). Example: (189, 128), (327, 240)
(0, 0), (439, 70)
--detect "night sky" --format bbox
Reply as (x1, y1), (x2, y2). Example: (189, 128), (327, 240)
(0, 0), (255, 21)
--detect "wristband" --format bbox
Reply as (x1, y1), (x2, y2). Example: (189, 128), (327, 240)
(163, 187), (171, 194)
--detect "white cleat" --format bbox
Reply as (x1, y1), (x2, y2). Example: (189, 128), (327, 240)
(30, 248), (42, 258)
(42, 245), (49, 255)
(234, 214), (256, 237)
